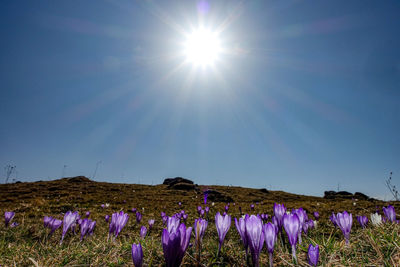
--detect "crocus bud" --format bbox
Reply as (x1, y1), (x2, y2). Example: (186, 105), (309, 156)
(140, 226), (147, 239)
(245, 215), (264, 267)
(283, 213), (300, 261)
(356, 215), (368, 228)
(197, 206), (202, 215)
(44, 216), (53, 228)
(4, 211), (15, 227)
(235, 215), (248, 255)
(131, 243), (143, 267)
(136, 212), (142, 223)
(263, 222), (278, 267)
(336, 211), (353, 245)
(215, 212), (231, 255)
(194, 218), (208, 245)
(148, 219), (155, 230)
(273, 203), (286, 232)
(60, 211), (79, 244)
(205, 206), (210, 215)
(383, 205), (396, 223)
(308, 244), (319, 266)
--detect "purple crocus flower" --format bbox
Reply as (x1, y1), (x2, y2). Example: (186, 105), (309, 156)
(261, 213), (269, 223)
(132, 208), (137, 213)
(307, 220), (316, 230)
(293, 208), (307, 243)
(140, 226), (147, 239)
(60, 211), (79, 244)
(162, 223), (192, 267)
(162, 215), (168, 226)
(131, 243), (143, 267)
(329, 212), (338, 227)
(273, 203), (286, 231)
(250, 204), (255, 211)
(313, 211), (320, 220)
(336, 211), (353, 245)
(283, 213), (300, 261)
(80, 218), (91, 241)
(88, 220), (96, 235)
(4, 211), (15, 227)
(194, 218), (208, 246)
(263, 222), (278, 267)
(197, 206), (202, 215)
(167, 215), (181, 233)
(85, 211), (90, 218)
(356, 215), (368, 228)
(182, 213), (188, 223)
(224, 205), (229, 212)
(49, 218), (62, 235)
(101, 204), (105, 209)
(109, 211), (129, 240)
(178, 202), (182, 207)
(215, 212), (231, 255)
(136, 212), (142, 224)
(383, 205), (396, 223)
(245, 215), (264, 267)
(44, 216), (53, 228)
(308, 244), (319, 266)
(105, 215), (110, 222)
(148, 219), (155, 230)
(200, 209), (205, 218)
(272, 216), (279, 229)
(235, 215), (249, 256)
(10, 222), (19, 227)
(204, 191), (208, 204)
(302, 221), (309, 235)
(205, 206), (210, 216)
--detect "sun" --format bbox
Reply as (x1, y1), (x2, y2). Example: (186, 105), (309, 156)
(184, 28), (221, 66)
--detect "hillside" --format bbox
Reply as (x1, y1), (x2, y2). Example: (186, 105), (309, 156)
(0, 176), (393, 221)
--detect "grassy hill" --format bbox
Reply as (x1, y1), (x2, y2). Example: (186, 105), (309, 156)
(0, 176), (399, 266)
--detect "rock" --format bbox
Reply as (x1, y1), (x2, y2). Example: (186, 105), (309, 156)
(259, 188), (269, 194)
(336, 191), (353, 197)
(65, 176), (91, 183)
(323, 191), (337, 199)
(168, 182), (197, 190)
(324, 190), (353, 199)
(324, 190), (371, 200)
(204, 189), (234, 203)
(354, 192), (370, 201)
(163, 177), (194, 186)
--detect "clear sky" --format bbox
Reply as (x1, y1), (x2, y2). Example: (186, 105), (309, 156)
(1, 0), (399, 199)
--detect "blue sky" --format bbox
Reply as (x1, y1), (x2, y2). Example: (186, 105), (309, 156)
(1, 1), (399, 199)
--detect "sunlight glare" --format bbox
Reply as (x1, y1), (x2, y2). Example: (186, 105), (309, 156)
(184, 28), (221, 66)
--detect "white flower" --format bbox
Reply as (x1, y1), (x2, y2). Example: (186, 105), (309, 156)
(313, 220), (318, 229)
(211, 202), (215, 206)
(370, 213), (382, 226)
(105, 203), (110, 208)
(353, 202), (357, 206)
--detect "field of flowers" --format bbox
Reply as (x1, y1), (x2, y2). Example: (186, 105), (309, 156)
(0, 177), (399, 266)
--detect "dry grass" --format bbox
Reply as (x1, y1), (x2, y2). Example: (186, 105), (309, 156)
(0, 176), (399, 266)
